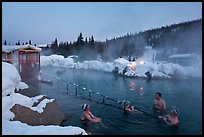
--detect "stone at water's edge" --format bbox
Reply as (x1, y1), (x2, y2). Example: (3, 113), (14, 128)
(10, 97), (65, 126)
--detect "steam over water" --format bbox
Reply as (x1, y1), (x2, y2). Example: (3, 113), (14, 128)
(38, 66), (202, 135)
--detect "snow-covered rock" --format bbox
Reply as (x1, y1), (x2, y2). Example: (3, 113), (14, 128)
(2, 62), (28, 96)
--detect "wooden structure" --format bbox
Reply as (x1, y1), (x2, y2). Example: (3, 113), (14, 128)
(2, 51), (13, 63)
(2, 47), (18, 64)
(18, 45), (41, 79)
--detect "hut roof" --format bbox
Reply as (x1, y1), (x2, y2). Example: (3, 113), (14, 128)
(2, 45), (42, 53)
(18, 45), (41, 52)
(2, 46), (19, 53)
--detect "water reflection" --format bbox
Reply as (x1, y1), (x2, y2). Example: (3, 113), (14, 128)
(129, 80), (136, 91)
(139, 86), (144, 96)
(129, 80), (144, 96)
(40, 67), (202, 135)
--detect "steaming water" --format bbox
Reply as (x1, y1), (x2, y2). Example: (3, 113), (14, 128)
(38, 66), (202, 135)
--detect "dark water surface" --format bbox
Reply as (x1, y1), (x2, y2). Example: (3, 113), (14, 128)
(38, 66), (202, 135)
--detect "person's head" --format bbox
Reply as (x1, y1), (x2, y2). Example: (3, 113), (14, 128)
(123, 101), (130, 109)
(170, 107), (180, 117)
(81, 104), (90, 111)
(123, 101), (130, 106)
(155, 92), (162, 100)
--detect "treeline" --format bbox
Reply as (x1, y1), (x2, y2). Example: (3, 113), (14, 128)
(49, 33), (104, 60)
(3, 39), (37, 46)
(101, 18), (202, 60)
(48, 18), (201, 61)
(4, 18), (201, 61)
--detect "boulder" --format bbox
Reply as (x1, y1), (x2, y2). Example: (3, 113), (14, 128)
(10, 97), (65, 126)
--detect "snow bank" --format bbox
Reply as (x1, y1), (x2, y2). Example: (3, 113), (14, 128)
(2, 62), (87, 135)
(2, 119), (87, 135)
(40, 54), (65, 67)
(40, 47), (201, 79)
(41, 55), (114, 72)
(2, 62), (28, 96)
(78, 60), (114, 72)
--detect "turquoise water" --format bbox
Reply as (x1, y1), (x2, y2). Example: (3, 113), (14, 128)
(39, 67), (202, 135)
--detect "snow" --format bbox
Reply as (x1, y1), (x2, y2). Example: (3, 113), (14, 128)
(78, 60), (114, 72)
(30, 98), (54, 113)
(2, 45), (19, 52)
(40, 46), (201, 79)
(2, 45), (42, 52)
(114, 58), (130, 73)
(2, 62), (28, 96)
(40, 54), (65, 67)
(16, 82), (29, 91)
(169, 53), (195, 58)
(68, 55), (79, 58)
(2, 62), (87, 135)
(2, 119), (87, 135)
(36, 44), (48, 48)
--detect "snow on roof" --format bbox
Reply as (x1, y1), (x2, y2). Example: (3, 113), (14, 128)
(169, 54), (195, 58)
(36, 44), (48, 48)
(2, 46), (19, 53)
(2, 45), (42, 53)
(19, 45), (42, 52)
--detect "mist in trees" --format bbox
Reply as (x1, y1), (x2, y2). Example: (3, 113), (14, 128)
(42, 19), (203, 62)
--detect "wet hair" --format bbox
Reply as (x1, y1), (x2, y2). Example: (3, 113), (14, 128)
(122, 100), (130, 106)
(156, 92), (162, 97)
(171, 107), (180, 116)
(81, 104), (88, 111)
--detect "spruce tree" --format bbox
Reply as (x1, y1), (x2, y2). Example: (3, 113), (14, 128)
(16, 40), (20, 45)
(77, 32), (84, 44)
(29, 40), (32, 45)
(91, 35), (94, 43)
(54, 38), (58, 46)
(4, 40), (7, 45)
(85, 37), (88, 43)
(90, 35), (95, 47)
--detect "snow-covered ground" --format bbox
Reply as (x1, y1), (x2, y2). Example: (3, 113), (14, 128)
(40, 46), (202, 79)
(2, 62), (87, 135)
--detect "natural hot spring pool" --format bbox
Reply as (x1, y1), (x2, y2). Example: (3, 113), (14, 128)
(37, 66), (202, 135)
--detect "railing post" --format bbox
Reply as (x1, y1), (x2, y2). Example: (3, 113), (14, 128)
(75, 85), (78, 96)
(57, 78), (60, 93)
(89, 91), (91, 99)
(66, 83), (69, 94)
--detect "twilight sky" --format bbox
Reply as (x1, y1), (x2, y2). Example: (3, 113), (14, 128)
(2, 2), (202, 45)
